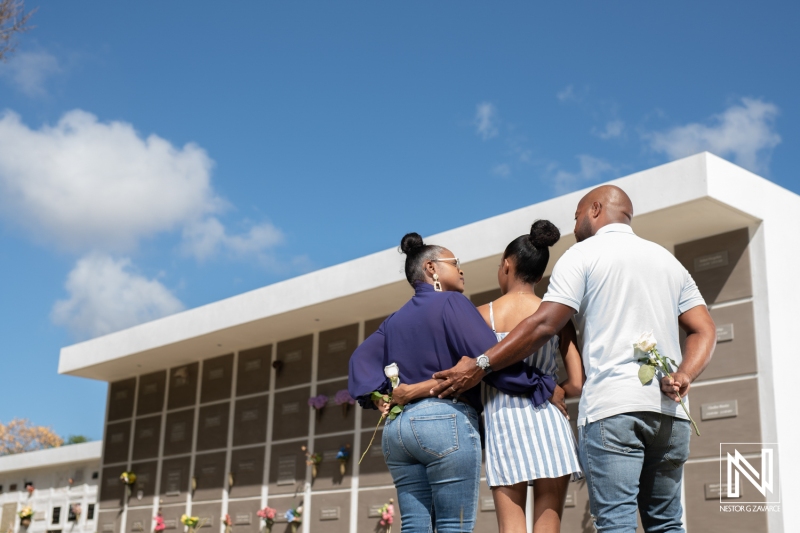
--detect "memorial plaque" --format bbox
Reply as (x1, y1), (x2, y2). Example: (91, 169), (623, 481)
(226, 499), (262, 533)
(233, 395), (268, 446)
(159, 457), (190, 504)
(229, 446), (265, 498)
(99, 465), (126, 508)
(167, 363), (199, 410)
(688, 301), (757, 382)
(310, 494), (349, 533)
(129, 461), (157, 498)
(237, 344), (271, 396)
(320, 507), (339, 520)
(234, 514), (250, 525)
(132, 414), (161, 460)
(192, 451), (226, 501)
(281, 402), (299, 415)
(700, 400), (738, 420)
(34, 511), (46, 522)
(136, 370), (166, 416)
(275, 335), (312, 388)
(311, 435), (353, 490)
(564, 491), (576, 508)
(318, 324), (359, 380)
(480, 497), (495, 512)
(271, 387), (310, 442)
(277, 455), (297, 486)
(675, 228), (752, 304)
(189, 504), (220, 531)
(196, 402), (230, 451)
(108, 378), (136, 421)
(268, 443), (305, 495)
(314, 379), (355, 436)
(102, 421), (131, 465)
(126, 510), (152, 533)
(357, 488), (398, 533)
(201, 353), (233, 404)
(716, 323), (734, 342)
(688, 379), (761, 459)
(703, 482), (735, 500)
(359, 429), (392, 487)
(97, 512), (120, 533)
(163, 408), (194, 457)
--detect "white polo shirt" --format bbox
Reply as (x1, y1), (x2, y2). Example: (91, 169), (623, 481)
(543, 223), (706, 426)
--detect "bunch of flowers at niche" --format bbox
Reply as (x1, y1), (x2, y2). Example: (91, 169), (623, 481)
(180, 514), (207, 533)
(70, 504), (82, 520)
(221, 514), (232, 533)
(377, 499), (394, 533)
(308, 394), (328, 413)
(334, 389), (355, 416)
(18, 507), (34, 522)
(360, 363), (403, 464)
(301, 445), (322, 478)
(336, 444), (351, 475)
(284, 505), (302, 533)
(153, 514), (166, 532)
(256, 506), (276, 533)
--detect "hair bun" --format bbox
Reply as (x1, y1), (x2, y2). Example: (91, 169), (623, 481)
(529, 220), (560, 248)
(400, 232), (425, 255)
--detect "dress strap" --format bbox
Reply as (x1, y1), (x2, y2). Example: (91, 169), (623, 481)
(489, 301), (496, 332)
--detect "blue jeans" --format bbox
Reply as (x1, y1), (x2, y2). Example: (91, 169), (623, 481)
(382, 398), (482, 533)
(578, 412), (691, 533)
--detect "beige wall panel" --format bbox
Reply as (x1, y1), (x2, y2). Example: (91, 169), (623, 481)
(356, 487), (399, 533)
(474, 481), (499, 532)
(159, 456), (191, 505)
(159, 505), (187, 532)
(99, 465), (126, 509)
(318, 324), (359, 380)
(0, 503), (16, 533)
(191, 452), (226, 502)
(225, 499), (261, 533)
(136, 371), (166, 417)
(684, 459), (768, 532)
(103, 421), (131, 465)
(690, 302), (757, 382)
(196, 402), (230, 451)
(271, 387), (310, 442)
(189, 503), (221, 532)
(125, 509), (152, 533)
(275, 335), (313, 388)
(534, 275), (550, 298)
(97, 510), (122, 533)
(309, 492), (350, 533)
(674, 228), (752, 305)
(310, 435), (353, 491)
(364, 316), (388, 338)
(688, 378), (761, 459)
(167, 363), (199, 410)
(163, 409), (195, 457)
(201, 353), (233, 404)
(229, 446), (265, 499)
(559, 479), (596, 533)
(236, 345), (271, 397)
(358, 429), (392, 487)
(132, 415), (162, 461)
(361, 405), (383, 430)
(108, 378), (136, 422)
(314, 379), (355, 436)
(470, 289), (502, 307)
(232, 395), (269, 446)
(129, 460), (157, 499)
(267, 442), (306, 496)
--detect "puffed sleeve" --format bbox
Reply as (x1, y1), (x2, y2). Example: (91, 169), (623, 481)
(443, 293), (556, 407)
(348, 318), (392, 409)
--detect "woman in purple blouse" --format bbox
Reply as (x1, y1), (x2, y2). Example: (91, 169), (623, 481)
(348, 233), (558, 532)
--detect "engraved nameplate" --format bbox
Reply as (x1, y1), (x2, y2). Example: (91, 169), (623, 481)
(369, 446), (383, 458)
(701, 400), (738, 421)
(716, 323), (734, 343)
(138, 473), (150, 484)
(277, 455), (296, 485)
(323, 450), (339, 461)
(102, 524), (115, 532)
(171, 422), (186, 442)
(139, 428), (154, 439)
(480, 497), (495, 512)
(245, 359), (262, 371)
(238, 460), (256, 471)
(694, 251), (729, 272)
(234, 514), (251, 525)
(327, 340), (347, 353)
(198, 517), (213, 528)
(564, 491), (576, 508)
(281, 402), (299, 415)
(163, 520), (177, 530)
(114, 390), (128, 400)
(131, 521), (144, 532)
(283, 350), (302, 363)
(110, 432), (125, 444)
(704, 482), (740, 500)
(201, 466), (216, 475)
(208, 368), (225, 380)
(143, 383), (158, 395)
(33, 511), (46, 521)
(205, 415), (222, 428)
(368, 505), (382, 518)
(320, 507), (340, 520)
(166, 470), (182, 493)
(241, 409), (259, 422)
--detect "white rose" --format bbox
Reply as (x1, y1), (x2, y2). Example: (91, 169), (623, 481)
(633, 331), (657, 353)
(384, 362), (400, 388)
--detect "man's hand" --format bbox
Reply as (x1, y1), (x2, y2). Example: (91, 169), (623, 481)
(390, 384), (415, 406)
(549, 384), (569, 419)
(430, 356), (484, 398)
(661, 371), (691, 402)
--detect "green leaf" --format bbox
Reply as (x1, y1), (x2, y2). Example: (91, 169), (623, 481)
(370, 391), (383, 400)
(638, 364), (656, 385)
(388, 405), (404, 420)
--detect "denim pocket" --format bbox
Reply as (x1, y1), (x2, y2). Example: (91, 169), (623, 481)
(410, 413), (459, 457)
(599, 418), (638, 454)
(664, 419), (691, 469)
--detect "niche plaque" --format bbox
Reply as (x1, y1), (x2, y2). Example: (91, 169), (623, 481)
(694, 251), (729, 272)
(277, 455), (297, 486)
(480, 498), (495, 512)
(717, 323), (735, 342)
(701, 400), (738, 421)
(234, 514), (251, 526)
(320, 507), (340, 520)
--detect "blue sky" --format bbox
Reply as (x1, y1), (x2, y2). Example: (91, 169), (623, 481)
(0, 2), (798, 440)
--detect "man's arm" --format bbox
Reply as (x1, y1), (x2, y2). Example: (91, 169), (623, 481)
(661, 305), (717, 401)
(430, 301), (576, 397)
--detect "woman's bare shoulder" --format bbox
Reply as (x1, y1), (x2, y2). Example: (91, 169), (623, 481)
(476, 302), (491, 324)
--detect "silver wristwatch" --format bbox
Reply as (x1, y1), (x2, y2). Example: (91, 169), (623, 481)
(476, 354), (492, 374)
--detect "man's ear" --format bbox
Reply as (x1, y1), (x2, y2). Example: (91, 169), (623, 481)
(591, 201), (602, 219)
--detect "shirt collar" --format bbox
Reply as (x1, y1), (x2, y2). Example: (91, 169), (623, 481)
(413, 281), (436, 294)
(595, 223), (635, 236)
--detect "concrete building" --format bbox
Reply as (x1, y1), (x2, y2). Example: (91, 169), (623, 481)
(0, 442), (102, 533)
(57, 152), (798, 533)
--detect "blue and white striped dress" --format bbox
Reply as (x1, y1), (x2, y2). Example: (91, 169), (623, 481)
(483, 302), (583, 487)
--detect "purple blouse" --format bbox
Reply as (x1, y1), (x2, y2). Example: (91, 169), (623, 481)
(348, 282), (556, 410)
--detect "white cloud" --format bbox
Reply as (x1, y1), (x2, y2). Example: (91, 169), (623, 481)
(491, 163), (511, 178)
(595, 119), (625, 139)
(647, 98), (780, 174)
(551, 155), (614, 193)
(0, 50), (61, 97)
(474, 102), (498, 140)
(557, 85), (576, 102)
(182, 217), (284, 261)
(52, 253), (184, 339)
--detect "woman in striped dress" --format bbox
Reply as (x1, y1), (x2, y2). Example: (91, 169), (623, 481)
(478, 220), (584, 533)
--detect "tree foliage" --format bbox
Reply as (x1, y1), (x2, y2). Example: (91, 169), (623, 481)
(0, 418), (63, 455)
(65, 435), (90, 445)
(0, 0), (34, 61)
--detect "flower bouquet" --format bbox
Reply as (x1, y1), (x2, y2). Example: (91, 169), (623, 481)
(334, 389), (355, 417)
(634, 331), (700, 436)
(360, 363), (404, 464)
(336, 444), (351, 476)
(377, 499), (394, 533)
(70, 504), (82, 520)
(256, 506), (276, 533)
(25, 484), (34, 496)
(221, 514), (232, 533)
(153, 514), (166, 532)
(284, 506), (302, 533)
(308, 394), (328, 416)
(18, 507), (34, 527)
(180, 514), (207, 533)
(301, 446), (322, 478)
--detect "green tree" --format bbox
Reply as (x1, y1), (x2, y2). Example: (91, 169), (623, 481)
(65, 435), (90, 445)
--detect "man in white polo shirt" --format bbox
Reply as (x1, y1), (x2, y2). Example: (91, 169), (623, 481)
(433, 185), (717, 532)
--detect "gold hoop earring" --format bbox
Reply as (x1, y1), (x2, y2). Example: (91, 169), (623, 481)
(433, 273), (443, 292)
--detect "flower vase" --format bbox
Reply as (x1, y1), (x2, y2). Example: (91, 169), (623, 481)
(311, 464), (318, 479)
(20, 518), (31, 528)
(341, 403), (349, 417)
(339, 461), (346, 476)
(289, 524), (298, 533)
